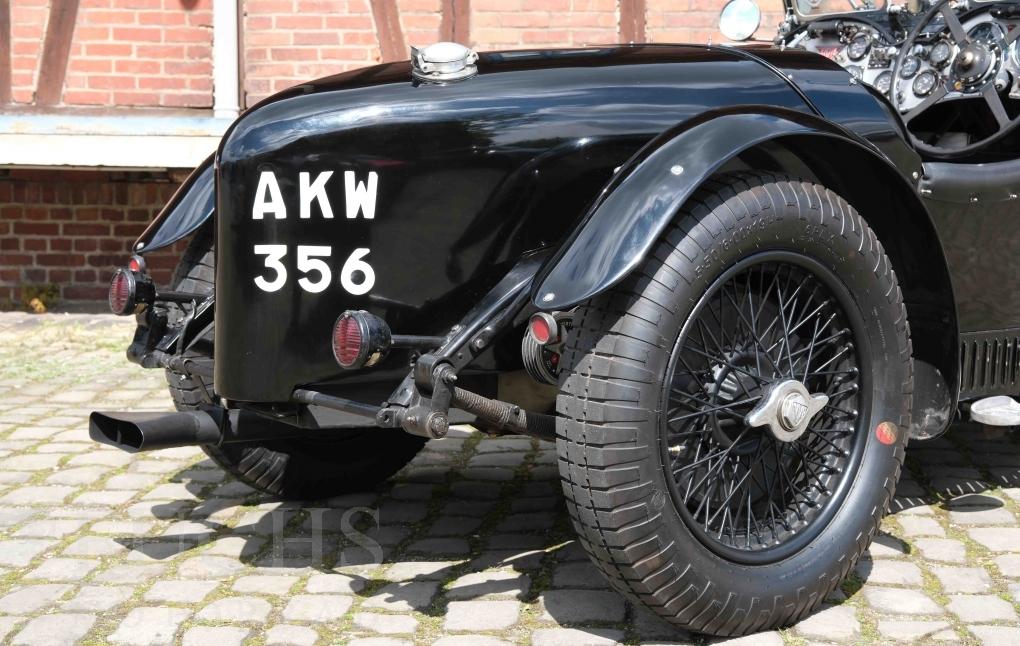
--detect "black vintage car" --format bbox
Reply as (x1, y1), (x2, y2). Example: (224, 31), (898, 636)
(89, 0), (1020, 636)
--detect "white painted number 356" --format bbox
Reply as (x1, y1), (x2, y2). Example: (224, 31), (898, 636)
(253, 245), (375, 296)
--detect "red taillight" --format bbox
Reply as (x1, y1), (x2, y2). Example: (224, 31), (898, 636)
(109, 269), (133, 315)
(332, 315), (364, 368)
(128, 255), (145, 273)
(331, 310), (392, 370)
(528, 313), (557, 345)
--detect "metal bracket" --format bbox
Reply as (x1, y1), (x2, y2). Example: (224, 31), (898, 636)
(376, 252), (548, 435)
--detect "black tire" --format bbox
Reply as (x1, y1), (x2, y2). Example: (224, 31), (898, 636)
(165, 227), (427, 500)
(556, 172), (912, 636)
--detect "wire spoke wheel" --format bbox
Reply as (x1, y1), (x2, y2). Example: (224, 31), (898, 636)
(558, 174), (910, 635)
(661, 253), (868, 564)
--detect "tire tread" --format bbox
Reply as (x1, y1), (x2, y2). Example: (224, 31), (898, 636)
(556, 171), (912, 635)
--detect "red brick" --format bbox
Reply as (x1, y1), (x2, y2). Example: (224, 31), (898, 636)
(138, 76), (188, 90)
(135, 44), (187, 58)
(75, 208), (100, 221)
(113, 224), (147, 237)
(0, 206), (23, 220)
(99, 238), (127, 252)
(63, 223), (110, 236)
(63, 91), (111, 105)
(69, 59), (114, 73)
(84, 43), (133, 56)
(88, 76), (136, 90)
(79, 9), (136, 24)
(0, 239), (20, 251)
(163, 61), (208, 75)
(164, 27), (210, 42)
(48, 269), (71, 283)
(115, 59), (162, 74)
(13, 222), (58, 236)
(36, 254), (86, 267)
(139, 11), (185, 25)
(112, 26), (164, 41)
(88, 252), (129, 267)
(113, 91), (163, 105)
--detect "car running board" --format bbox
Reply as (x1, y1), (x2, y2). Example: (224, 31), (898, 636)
(971, 396), (1020, 426)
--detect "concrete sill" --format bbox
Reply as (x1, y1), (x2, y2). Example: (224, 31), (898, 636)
(0, 114), (232, 170)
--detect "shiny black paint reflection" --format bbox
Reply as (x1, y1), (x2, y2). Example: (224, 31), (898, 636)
(535, 108), (881, 309)
(136, 156), (215, 253)
(214, 45), (814, 402)
(204, 42), (977, 406)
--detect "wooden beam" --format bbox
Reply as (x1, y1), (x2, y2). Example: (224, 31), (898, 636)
(0, 0), (10, 104)
(371, 0), (406, 63)
(619, 0), (646, 43)
(36, 0), (80, 105)
(440, 0), (471, 44)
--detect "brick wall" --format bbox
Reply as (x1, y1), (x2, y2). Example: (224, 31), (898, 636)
(648, 0), (783, 44)
(470, 0), (618, 51)
(2, 0), (791, 306)
(0, 170), (189, 307)
(240, 0), (787, 104)
(8, 1), (787, 108)
(10, 0), (213, 108)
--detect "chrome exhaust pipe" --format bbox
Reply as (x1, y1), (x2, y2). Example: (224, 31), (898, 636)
(89, 410), (222, 453)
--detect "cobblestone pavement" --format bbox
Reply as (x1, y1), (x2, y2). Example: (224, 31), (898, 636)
(4, 313), (1020, 645)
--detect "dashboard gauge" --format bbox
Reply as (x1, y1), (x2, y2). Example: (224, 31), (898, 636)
(874, 70), (893, 95)
(912, 70), (938, 96)
(847, 34), (871, 61)
(930, 40), (953, 68)
(968, 22), (1004, 44)
(846, 65), (864, 81)
(899, 55), (921, 78)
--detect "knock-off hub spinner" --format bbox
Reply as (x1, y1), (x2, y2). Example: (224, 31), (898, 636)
(746, 379), (829, 442)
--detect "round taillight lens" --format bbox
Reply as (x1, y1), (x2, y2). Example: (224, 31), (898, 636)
(528, 313), (556, 345)
(332, 315), (364, 368)
(108, 269), (134, 315)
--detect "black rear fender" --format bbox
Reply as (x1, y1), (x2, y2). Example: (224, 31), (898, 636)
(533, 105), (959, 415)
(134, 154), (215, 254)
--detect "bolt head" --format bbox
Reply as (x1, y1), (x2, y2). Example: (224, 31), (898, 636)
(427, 414), (449, 438)
(670, 164), (684, 176)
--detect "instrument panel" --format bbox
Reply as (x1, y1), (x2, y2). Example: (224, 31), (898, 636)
(795, 22), (900, 94)
(793, 11), (1020, 111)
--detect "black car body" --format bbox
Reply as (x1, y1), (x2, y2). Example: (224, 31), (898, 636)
(88, 0), (1020, 636)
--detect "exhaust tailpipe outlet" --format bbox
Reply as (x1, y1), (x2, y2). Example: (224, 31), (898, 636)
(89, 410), (222, 453)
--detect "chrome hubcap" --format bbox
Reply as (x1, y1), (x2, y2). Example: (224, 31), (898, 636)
(746, 379), (829, 442)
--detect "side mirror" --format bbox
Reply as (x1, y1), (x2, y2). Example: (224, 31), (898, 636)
(719, 0), (762, 41)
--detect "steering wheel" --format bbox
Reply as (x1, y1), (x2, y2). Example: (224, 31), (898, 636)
(891, 0), (1020, 159)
